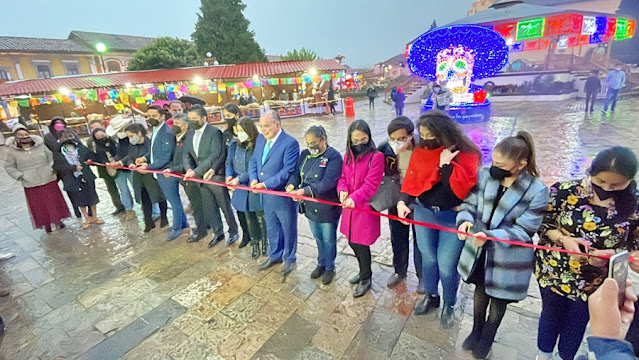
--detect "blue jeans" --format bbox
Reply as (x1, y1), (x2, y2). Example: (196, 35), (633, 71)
(157, 175), (188, 231)
(537, 287), (590, 360)
(113, 171), (134, 210)
(603, 88), (620, 111)
(413, 203), (464, 305)
(307, 219), (337, 271)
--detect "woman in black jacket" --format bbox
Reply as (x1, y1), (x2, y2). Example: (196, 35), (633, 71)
(377, 116), (423, 291)
(52, 130), (102, 229)
(112, 123), (168, 233)
(286, 125), (343, 284)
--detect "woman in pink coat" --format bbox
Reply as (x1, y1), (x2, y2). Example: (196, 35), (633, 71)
(337, 119), (385, 298)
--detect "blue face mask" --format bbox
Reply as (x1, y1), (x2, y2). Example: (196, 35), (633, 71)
(129, 136), (141, 145)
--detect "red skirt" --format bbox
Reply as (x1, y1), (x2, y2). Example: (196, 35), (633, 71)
(24, 181), (71, 229)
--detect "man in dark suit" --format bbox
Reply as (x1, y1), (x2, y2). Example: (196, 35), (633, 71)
(184, 105), (239, 247)
(136, 105), (188, 241)
(249, 110), (300, 275)
(164, 113), (208, 242)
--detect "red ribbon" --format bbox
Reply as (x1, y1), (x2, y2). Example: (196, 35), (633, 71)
(88, 160), (631, 262)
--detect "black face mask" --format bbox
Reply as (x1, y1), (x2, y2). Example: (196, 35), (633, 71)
(351, 143), (368, 156)
(94, 136), (108, 144)
(18, 137), (33, 145)
(419, 138), (441, 150)
(189, 121), (203, 130)
(62, 139), (77, 146)
(489, 165), (515, 180)
(148, 118), (161, 127)
(592, 181), (638, 218)
(225, 117), (237, 128)
(172, 125), (183, 135)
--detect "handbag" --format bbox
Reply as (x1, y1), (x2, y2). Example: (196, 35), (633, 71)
(369, 175), (401, 212)
(366, 155), (401, 212)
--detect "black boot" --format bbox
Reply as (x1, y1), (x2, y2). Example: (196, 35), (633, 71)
(251, 241), (260, 259)
(261, 238), (268, 256)
(472, 322), (499, 359)
(440, 304), (456, 329)
(414, 294), (440, 315)
(239, 235), (250, 249)
(353, 279), (371, 298)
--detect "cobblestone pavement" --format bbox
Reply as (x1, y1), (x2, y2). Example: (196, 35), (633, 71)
(0, 98), (638, 360)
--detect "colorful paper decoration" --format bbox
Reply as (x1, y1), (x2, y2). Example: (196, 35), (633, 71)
(135, 97), (146, 104)
(157, 85), (165, 93)
(582, 16), (597, 35)
(208, 84), (217, 93)
(218, 83), (227, 92)
(114, 104), (125, 111)
(544, 14), (582, 36)
(557, 35), (569, 49)
(493, 23), (517, 39)
(517, 18), (545, 40)
(509, 42), (524, 52)
(18, 99), (29, 107)
(627, 20), (636, 39)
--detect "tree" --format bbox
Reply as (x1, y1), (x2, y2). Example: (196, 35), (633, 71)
(192, 0), (266, 64)
(127, 37), (200, 71)
(430, 19), (438, 30)
(280, 48), (319, 61)
(611, 0), (639, 63)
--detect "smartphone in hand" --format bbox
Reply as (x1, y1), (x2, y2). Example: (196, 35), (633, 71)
(608, 251), (629, 306)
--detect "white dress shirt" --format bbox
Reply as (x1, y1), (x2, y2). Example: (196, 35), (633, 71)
(193, 123), (208, 158)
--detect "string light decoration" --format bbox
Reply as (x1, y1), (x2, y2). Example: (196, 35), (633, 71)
(408, 25), (509, 82)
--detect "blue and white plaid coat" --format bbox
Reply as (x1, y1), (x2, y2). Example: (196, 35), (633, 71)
(457, 167), (550, 301)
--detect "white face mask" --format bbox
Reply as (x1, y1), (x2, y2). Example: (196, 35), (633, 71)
(389, 140), (408, 154)
(117, 132), (127, 139)
(616, 67), (622, 71)
(237, 131), (249, 143)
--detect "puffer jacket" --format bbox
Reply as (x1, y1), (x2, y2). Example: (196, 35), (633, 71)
(3, 135), (57, 188)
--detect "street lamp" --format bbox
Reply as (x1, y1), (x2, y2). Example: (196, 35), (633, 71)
(95, 42), (107, 73)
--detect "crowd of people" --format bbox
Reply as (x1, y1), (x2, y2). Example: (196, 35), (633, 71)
(3, 100), (639, 359)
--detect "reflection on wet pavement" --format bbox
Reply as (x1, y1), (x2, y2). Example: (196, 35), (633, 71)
(0, 98), (637, 359)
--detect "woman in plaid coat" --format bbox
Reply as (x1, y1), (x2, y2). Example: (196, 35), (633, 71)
(456, 131), (549, 359)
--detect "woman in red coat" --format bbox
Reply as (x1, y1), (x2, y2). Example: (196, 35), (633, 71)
(337, 119), (385, 298)
(398, 110), (481, 328)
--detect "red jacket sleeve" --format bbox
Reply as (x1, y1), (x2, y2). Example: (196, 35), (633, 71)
(449, 152), (480, 200)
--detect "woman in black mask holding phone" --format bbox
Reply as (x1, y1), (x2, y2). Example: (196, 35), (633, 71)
(535, 146), (639, 360)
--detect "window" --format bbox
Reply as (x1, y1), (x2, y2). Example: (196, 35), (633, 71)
(33, 61), (53, 79)
(0, 68), (10, 81)
(64, 62), (79, 75)
(106, 61), (121, 72)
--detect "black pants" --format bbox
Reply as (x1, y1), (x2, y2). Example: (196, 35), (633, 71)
(237, 211), (267, 245)
(183, 181), (207, 235)
(585, 91), (596, 112)
(368, 96), (375, 108)
(389, 206), (422, 278)
(470, 284), (511, 352)
(102, 175), (124, 211)
(141, 187), (167, 228)
(350, 242), (372, 280)
(329, 101), (336, 114)
(200, 180), (238, 238)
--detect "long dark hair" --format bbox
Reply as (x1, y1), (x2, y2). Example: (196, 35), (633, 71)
(589, 146), (638, 180)
(494, 131), (540, 177)
(417, 110), (481, 159)
(237, 116), (258, 150)
(346, 119), (376, 164)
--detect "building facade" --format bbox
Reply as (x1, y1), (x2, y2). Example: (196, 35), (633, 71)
(0, 31), (154, 82)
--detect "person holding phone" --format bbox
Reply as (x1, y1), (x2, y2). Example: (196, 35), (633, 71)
(535, 146), (639, 360)
(588, 278), (638, 360)
(456, 132), (549, 359)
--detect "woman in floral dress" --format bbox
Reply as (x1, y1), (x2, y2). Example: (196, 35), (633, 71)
(535, 146), (639, 360)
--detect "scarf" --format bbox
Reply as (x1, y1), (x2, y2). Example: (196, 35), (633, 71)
(401, 147), (480, 201)
(61, 145), (82, 178)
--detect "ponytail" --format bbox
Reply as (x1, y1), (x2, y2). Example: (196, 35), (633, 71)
(494, 131), (540, 177)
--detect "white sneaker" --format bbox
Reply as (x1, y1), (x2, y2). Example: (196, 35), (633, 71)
(0, 253), (14, 261)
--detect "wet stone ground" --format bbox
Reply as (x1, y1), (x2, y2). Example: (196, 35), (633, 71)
(1, 98), (638, 360)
